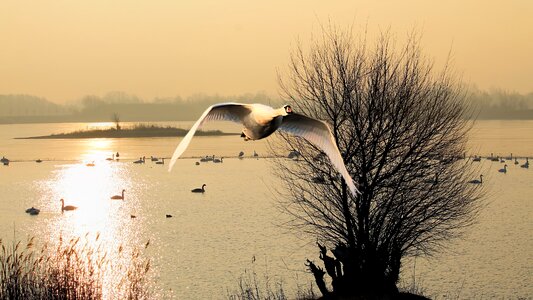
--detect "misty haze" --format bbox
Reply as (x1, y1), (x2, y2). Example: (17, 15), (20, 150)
(1, 1), (532, 300)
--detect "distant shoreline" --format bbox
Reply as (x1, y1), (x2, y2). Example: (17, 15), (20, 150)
(15, 124), (238, 139)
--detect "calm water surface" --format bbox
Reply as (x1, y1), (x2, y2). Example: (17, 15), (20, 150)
(0, 120), (532, 299)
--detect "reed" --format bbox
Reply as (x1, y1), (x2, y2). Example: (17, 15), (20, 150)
(0, 235), (153, 300)
(226, 267), (316, 300)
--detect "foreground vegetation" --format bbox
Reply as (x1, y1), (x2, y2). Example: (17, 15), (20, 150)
(17, 123), (237, 139)
(0, 235), (153, 300)
(225, 267), (431, 300)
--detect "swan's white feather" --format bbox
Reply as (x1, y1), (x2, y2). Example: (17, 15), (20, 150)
(279, 113), (358, 196)
(168, 102), (251, 171)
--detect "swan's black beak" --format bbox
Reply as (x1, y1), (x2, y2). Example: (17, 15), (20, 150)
(285, 105), (293, 114)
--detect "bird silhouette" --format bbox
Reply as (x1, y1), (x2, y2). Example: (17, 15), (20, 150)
(468, 175), (483, 184)
(25, 207), (40, 215)
(191, 184), (206, 193)
(111, 189), (125, 200)
(60, 199), (77, 212)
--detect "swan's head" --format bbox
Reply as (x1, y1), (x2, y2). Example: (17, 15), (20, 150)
(202, 184), (206, 187)
(283, 104), (293, 115)
(60, 198), (64, 203)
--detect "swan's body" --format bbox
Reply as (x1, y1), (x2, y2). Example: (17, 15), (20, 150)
(288, 150), (301, 159)
(60, 199), (77, 212)
(498, 165), (508, 173)
(168, 103), (358, 195)
(468, 175), (483, 184)
(111, 189), (125, 200)
(156, 158), (164, 165)
(520, 157), (529, 168)
(213, 157), (223, 163)
(191, 184), (206, 193)
(133, 157), (145, 164)
(25, 207), (40, 215)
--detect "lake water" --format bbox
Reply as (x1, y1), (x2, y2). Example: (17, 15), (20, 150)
(0, 120), (532, 299)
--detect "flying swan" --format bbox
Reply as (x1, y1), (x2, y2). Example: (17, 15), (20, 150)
(168, 103), (359, 196)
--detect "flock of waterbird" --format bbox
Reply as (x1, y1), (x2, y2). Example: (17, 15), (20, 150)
(15, 147), (267, 217)
(468, 153), (529, 185)
(7, 102), (530, 217)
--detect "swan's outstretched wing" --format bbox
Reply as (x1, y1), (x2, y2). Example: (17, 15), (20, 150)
(279, 113), (359, 196)
(168, 103), (251, 171)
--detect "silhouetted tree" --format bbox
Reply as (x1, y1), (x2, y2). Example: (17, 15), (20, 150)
(273, 26), (483, 298)
(112, 113), (121, 130)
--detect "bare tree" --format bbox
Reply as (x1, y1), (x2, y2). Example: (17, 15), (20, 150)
(272, 26), (483, 298)
(112, 113), (121, 130)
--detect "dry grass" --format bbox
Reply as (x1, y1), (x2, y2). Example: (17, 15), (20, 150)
(226, 268), (316, 300)
(0, 234), (153, 300)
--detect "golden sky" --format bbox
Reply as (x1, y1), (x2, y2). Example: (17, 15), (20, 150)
(1, 0), (532, 103)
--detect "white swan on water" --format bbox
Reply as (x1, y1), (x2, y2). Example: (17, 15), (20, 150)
(468, 175), (483, 184)
(168, 103), (359, 196)
(191, 184), (206, 193)
(111, 189), (125, 200)
(25, 207), (40, 215)
(60, 199), (77, 212)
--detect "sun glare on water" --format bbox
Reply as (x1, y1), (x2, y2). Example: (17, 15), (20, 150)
(80, 139), (115, 163)
(36, 141), (147, 298)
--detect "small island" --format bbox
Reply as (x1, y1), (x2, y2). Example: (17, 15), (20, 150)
(16, 124), (238, 139)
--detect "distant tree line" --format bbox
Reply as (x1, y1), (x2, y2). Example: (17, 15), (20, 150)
(1, 89), (532, 123)
(0, 94), (68, 117)
(468, 88), (533, 119)
(0, 92), (280, 124)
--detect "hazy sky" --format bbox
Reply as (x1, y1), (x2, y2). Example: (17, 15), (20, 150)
(1, 0), (532, 103)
